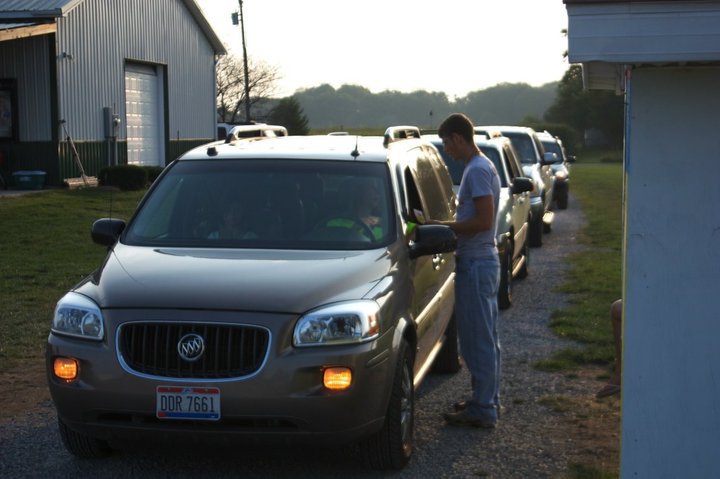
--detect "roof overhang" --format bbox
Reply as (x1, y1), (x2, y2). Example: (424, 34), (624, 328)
(0, 21), (56, 42)
(0, 1), (225, 54)
(0, 0), (81, 42)
(564, 0), (720, 90)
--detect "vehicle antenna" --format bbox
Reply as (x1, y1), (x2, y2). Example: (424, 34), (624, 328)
(351, 136), (360, 159)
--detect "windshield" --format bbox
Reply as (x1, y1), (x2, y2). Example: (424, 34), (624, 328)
(541, 140), (563, 162)
(503, 133), (536, 165)
(478, 147), (508, 187)
(124, 159), (395, 250)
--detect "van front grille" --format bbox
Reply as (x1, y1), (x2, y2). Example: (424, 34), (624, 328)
(118, 322), (269, 379)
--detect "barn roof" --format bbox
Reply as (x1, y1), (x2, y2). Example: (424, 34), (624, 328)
(0, 0), (225, 54)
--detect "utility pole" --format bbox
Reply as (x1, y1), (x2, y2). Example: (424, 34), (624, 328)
(232, 0), (251, 123)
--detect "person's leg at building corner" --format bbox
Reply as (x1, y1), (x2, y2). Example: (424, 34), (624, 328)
(596, 298), (623, 398)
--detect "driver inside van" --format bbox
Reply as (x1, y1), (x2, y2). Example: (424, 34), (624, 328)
(326, 178), (384, 241)
(208, 200), (258, 240)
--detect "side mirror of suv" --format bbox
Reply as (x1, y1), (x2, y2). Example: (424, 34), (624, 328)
(511, 177), (534, 194)
(91, 218), (126, 246)
(409, 224), (456, 259)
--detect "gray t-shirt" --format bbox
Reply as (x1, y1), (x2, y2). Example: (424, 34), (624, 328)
(455, 153), (501, 259)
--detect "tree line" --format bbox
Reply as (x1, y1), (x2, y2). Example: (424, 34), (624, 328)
(217, 55), (623, 151)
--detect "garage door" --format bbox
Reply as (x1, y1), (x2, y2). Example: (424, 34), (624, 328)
(125, 64), (162, 166)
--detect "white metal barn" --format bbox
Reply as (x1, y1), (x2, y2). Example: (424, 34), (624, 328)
(0, 0), (225, 185)
(565, 0), (720, 476)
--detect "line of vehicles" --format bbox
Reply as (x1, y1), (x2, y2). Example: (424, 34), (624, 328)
(425, 125), (574, 309)
(46, 123), (573, 470)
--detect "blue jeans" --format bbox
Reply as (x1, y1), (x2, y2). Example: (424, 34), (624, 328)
(455, 255), (500, 422)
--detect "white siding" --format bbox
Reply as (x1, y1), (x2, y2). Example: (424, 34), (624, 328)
(56, 0), (217, 141)
(623, 66), (720, 477)
(567, 1), (720, 63)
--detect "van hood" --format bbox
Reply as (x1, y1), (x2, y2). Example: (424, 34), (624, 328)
(74, 243), (393, 313)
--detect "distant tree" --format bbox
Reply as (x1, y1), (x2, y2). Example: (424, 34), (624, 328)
(294, 84), (453, 129)
(216, 54), (280, 123)
(268, 97), (310, 135)
(292, 82), (559, 130)
(457, 82), (558, 126)
(544, 65), (624, 148)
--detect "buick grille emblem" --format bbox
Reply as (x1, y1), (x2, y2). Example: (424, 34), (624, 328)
(177, 333), (205, 362)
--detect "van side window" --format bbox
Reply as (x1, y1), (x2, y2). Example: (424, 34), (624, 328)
(424, 146), (456, 212)
(403, 167), (427, 225)
(504, 145), (523, 178)
(414, 155), (448, 221)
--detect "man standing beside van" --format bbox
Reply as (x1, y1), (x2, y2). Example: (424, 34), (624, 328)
(431, 113), (501, 428)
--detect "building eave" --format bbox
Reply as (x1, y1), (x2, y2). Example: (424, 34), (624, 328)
(565, 0), (720, 89)
(0, 21), (56, 42)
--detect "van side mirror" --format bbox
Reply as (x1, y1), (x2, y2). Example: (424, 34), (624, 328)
(511, 177), (534, 194)
(91, 218), (126, 246)
(409, 224), (456, 259)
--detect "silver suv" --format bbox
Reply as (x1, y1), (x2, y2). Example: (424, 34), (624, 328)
(424, 134), (533, 309)
(47, 127), (459, 470)
(475, 126), (556, 247)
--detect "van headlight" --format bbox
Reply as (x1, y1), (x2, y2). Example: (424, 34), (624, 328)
(293, 301), (380, 347)
(52, 292), (104, 340)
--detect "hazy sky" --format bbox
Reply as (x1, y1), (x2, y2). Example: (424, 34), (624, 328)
(196, 0), (570, 99)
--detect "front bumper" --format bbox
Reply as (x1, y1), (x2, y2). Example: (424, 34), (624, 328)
(47, 308), (396, 445)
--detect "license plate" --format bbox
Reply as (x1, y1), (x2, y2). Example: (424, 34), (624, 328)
(156, 386), (221, 420)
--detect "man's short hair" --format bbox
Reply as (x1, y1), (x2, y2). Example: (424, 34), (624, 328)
(438, 113), (475, 143)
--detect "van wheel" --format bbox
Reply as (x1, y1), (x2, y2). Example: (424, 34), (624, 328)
(432, 313), (461, 373)
(360, 339), (414, 470)
(557, 192), (568, 210)
(58, 418), (112, 459)
(498, 246), (512, 310)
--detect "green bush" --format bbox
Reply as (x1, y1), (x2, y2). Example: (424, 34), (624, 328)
(98, 165), (148, 190)
(143, 166), (164, 184)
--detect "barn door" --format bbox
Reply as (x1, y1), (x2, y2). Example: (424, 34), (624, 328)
(124, 63), (163, 166)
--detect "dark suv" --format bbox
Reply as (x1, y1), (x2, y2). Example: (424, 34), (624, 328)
(47, 127), (459, 470)
(537, 130), (574, 210)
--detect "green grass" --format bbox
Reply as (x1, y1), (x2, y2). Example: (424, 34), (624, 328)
(0, 188), (145, 365)
(535, 159), (624, 372)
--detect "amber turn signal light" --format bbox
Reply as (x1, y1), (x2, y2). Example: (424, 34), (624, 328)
(323, 367), (352, 390)
(53, 357), (79, 381)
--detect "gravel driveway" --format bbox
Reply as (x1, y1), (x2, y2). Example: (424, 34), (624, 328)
(1, 193), (604, 478)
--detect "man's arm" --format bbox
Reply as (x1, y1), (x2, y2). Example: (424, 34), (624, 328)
(436, 195), (494, 234)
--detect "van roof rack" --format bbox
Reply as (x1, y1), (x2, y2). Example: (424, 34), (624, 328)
(383, 125), (421, 147)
